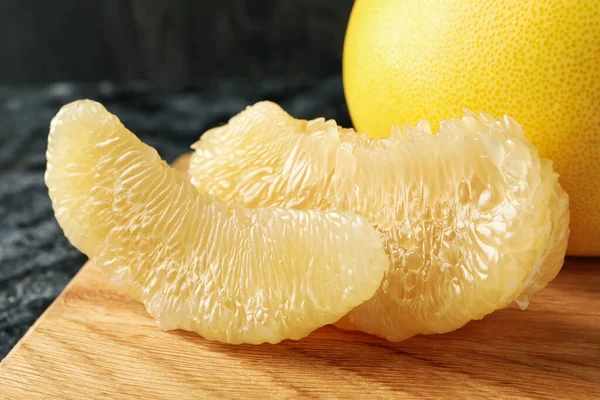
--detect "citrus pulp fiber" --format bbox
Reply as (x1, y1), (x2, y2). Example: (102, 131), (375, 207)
(189, 102), (570, 341)
(343, 0), (599, 255)
(45, 100), (390, 344)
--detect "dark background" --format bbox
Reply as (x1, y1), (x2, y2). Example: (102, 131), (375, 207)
(0, 0), (353, 84)
(0, 0), (355, 359)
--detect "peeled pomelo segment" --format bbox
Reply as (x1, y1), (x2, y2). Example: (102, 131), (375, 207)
(189, 101), (569, 341)
(191, 102), (341, 209)
(514, 159), (570, 308)
(45, 100), (389, 344)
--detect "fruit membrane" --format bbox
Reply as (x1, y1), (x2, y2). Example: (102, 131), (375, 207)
(45, 100), (390, 344)
(190, 101), (570, 341)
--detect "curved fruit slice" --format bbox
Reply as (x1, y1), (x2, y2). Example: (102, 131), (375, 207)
(189, 102), (570, 341)
(45, 100), (389, 344)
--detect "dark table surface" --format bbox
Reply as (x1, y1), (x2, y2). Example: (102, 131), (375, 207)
(0, 77), (350, 359)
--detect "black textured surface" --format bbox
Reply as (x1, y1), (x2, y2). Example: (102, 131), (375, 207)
(0, 78), (350, 359)
(0, 0), (353, 83)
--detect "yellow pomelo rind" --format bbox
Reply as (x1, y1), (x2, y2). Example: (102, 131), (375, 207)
(343, 0), (598, 255)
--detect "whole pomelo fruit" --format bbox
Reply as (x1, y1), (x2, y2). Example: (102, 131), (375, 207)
(343, 0), (600, 255)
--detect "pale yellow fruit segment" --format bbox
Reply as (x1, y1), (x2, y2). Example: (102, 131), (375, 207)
(190, 102), (569, 341)
(45, 100), (389, 344)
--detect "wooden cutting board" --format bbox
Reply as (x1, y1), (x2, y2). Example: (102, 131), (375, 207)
(1, 259), (599, 399)
(1, 156), (599, 399)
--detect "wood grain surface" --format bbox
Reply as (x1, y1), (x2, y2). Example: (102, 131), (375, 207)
(1, 156), (599, 399)
(1, 258), (598, 399)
